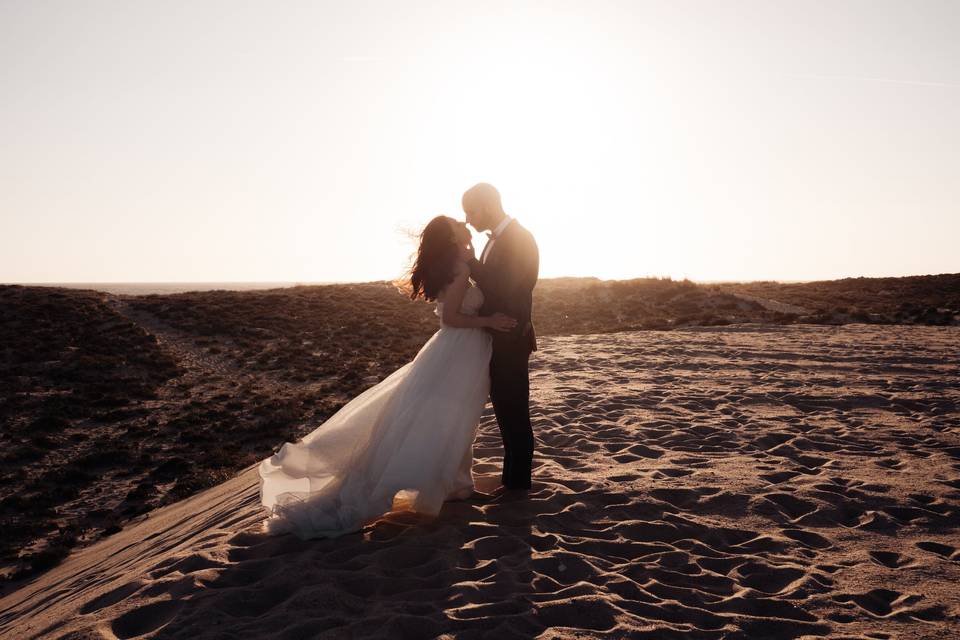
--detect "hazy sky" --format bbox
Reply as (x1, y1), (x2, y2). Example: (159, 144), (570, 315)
(2, 0), (957, 283)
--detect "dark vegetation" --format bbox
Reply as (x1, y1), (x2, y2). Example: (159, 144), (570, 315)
(535, 277), (767, 332)
(716, 273), (960, 326)
(0, 287), (180, 584)
(1, 273), (957, 589)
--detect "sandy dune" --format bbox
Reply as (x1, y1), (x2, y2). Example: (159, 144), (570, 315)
(2, 325), (958, 639)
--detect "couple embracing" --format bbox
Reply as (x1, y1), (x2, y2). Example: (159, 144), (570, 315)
(259, 183), (539, 539)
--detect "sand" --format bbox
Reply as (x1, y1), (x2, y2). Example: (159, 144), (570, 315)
(1, 324), (958, 639)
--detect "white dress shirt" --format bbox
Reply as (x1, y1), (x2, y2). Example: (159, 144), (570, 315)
(480, 216), (514, 264)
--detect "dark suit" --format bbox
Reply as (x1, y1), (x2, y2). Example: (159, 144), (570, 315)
(469, 218), (539, 489)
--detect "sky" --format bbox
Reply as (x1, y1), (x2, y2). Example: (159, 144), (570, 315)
(1, 0), (958, 283)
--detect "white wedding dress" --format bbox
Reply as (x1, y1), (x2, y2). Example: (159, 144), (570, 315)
(258, 283), (492, 539)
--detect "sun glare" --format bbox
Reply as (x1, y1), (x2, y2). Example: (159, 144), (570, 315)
(398, 11), (698, 281)
(1, 2), (956, 283)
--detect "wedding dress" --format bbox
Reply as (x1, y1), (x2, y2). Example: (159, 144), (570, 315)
(258, 283), (492, 539)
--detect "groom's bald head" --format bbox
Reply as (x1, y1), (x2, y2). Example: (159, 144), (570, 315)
(462, 183), (505, 232)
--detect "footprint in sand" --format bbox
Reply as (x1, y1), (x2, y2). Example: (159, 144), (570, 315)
(759, 470), (801, 484)
(833, 589), (928, 618)
(148, 553), (226, 579)
(658, 467), (694, 478)
(857, 511), (899, 532)
(110, 599), (184, 639)
(868, 550), (915, 568)
(876, 458), (907, 471)
(915, 541), (959, 561)
(79, 580), (145, 614)
(735, 561), (806, 594)
(859, 482), (892, 493)
(880, 506), (927, 524)
(757, 493), (819, 520)
(781, 528), (833, 549)
(649, 487), (707, 508)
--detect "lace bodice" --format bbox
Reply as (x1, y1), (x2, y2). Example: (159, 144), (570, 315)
(435, 284), (484, 323)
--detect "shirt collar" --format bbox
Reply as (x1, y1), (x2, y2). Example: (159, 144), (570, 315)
(491, 215), (513, 238)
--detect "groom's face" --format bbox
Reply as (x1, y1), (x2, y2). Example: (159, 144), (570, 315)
(463, 203), (488, 232)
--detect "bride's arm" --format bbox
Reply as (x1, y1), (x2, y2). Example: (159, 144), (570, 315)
(441, 262), (516, 331)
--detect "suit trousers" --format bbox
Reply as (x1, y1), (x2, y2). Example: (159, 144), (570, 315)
(489, 341), (534, 489)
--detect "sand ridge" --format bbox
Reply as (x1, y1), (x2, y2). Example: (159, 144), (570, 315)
(1, 325), (958, 639)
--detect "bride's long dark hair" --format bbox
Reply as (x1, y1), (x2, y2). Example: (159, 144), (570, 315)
(407, 215), (459, 302)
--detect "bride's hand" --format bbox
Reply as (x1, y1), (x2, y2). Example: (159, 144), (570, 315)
(486, 313), (517, 332)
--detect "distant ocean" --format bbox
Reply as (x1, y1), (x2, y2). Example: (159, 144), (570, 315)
(10, 282), (340, 296)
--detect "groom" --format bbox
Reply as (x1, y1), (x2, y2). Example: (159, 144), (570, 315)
(462, 183), (539, 491)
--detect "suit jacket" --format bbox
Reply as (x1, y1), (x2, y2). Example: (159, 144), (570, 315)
(469, 219), (539, 353)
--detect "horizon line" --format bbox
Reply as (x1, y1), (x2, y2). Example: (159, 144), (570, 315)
(5, 271), (959, 288)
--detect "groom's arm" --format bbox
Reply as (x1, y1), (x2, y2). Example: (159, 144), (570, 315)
(468, 234), (539, 317)
(498, 231), (539, 300)
(468, 255), (511, 305)
(511, 232), (539, 331)
(516, 231), (539, 297)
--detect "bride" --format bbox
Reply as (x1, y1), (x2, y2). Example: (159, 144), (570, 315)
(258, 215), (516, 539)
